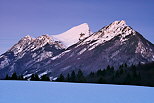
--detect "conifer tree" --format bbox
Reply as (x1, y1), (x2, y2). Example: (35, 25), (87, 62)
(11, 72), (17, 80)
(5, 74), (10, 80)
(30, 74), (35, 81)
(98, 77), (106, 84)
(77, 69), (85, 82)
(34, 74), (40, 81)
(41, 74), (50, 81)
(89, 72), (95, 78)
(70, 71), (76, 82)
(57, 74), (65, 82)
(66, 73), (70, 82)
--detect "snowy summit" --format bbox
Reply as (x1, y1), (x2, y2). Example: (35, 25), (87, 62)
(52, 23), (91, 48)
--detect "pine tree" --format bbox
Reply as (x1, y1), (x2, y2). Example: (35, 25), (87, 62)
(106, 65), (111, 71)
(34, 74), (40, 81)
(124, 73), (131, 84)
(30, 74), (35, 81)
(11, 72), (17, 80)
(98, 77), (106, 84)
(96, 69), (102, 76)
(89, 72), (95, 78)
(70, 71), (76, 82)
(66, 73), (70, 82)
(5, 74), (10, 80)
(124, 63), (128, 68)
(57, 74), (65, 82)
(77, 69), (85, 82)
(40, 74), (50, 81)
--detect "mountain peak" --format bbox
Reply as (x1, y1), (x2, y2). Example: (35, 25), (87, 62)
(111, 20), (127, 26)
(21, 35), (34, 41)
(100, 20), (135, 37)
(52, 23), (91, 48)
(82, 20), (136, 50)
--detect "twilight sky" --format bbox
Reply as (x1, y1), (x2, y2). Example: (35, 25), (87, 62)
(0, 0), (154, 54)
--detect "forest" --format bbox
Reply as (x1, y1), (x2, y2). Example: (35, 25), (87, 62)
(3, 62), (154, 87)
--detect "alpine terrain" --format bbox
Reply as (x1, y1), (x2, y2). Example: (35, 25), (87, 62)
(0, 20), (154, 80)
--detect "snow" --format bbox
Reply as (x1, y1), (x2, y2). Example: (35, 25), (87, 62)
(135, 42), (146, 55)
(78, 48), (87, 55)
(0, 80), (154, 103)
(23, 73), (32, 78)
(61, 66), (71, 71)
(83, 20), (136, 51)
(51, 50), (70, 60)
(38, 71), (48, 77)
(51, 23), (91, 48)
(34, 51), (53, 62)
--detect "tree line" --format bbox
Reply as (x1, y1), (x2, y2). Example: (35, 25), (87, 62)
(56, 62), (154, 87)
(4, 73), (50, 81)
(3, 62), (154, 87)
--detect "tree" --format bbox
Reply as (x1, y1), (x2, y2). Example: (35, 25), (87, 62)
(5, 74), (10, 80)
(57, 74), (65, 82)
(40, 74), (50, 81)
(106, 65), (111, 71)
(30, 74), (40, 81)
(98, 77), (106, 84)
(115, 70), (120, 78)
(11, 72), (17, 80)
(70, 71), (76, 82)
(96, 69), (102, 76)
(124, 63), (128, 68)
(34, 74), (40, 81)
(77, 69), (85, 82)
(66, 73), (70, 82)
(89, 72), (95, 78)
(30, 74), (35, 81)
(124, 73), (131, 84)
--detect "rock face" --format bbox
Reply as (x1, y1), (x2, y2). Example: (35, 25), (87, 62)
(0, 20), (154, 79)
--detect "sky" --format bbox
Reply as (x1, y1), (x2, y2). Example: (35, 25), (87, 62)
(0, 81), (154, 103)
(0, 0), (154, 54)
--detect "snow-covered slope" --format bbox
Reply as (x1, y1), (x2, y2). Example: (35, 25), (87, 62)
(0, 81), (154, 103)
(52, 23), (91, 48)
(78, 20), (136, 50)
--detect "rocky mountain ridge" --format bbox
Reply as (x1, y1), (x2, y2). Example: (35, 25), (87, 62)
(0, 20), (154, 79)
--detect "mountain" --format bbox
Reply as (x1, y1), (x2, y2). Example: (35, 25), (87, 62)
(0, 35), (65, 78)
(0, 20), (154, 79)
(0, 24), (91, 78)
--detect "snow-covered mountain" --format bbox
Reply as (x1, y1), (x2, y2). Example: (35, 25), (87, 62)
(0, 34), (65, 78)
(0, 23), (91, 78)
(52, 23), (91, 48)
(26, 20), (154, 78)
(0, 20), (154, 79)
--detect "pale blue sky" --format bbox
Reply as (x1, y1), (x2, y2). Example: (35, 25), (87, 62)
(0, 0), (154, 54)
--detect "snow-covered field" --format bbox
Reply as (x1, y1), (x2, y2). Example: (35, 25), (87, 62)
(0, 80), (154, 103)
